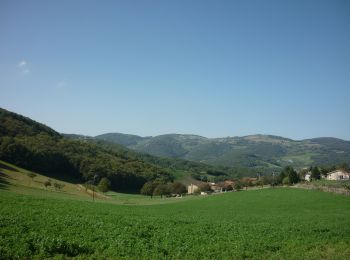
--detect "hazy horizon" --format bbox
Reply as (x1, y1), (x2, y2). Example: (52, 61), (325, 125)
(1, 1), (350, 140)
(63, 129), (348, 142)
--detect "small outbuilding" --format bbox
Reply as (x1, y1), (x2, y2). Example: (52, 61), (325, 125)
(304, 173), (311, 182)
(188, 184), (199, 194)
(326, 170), (350, 181)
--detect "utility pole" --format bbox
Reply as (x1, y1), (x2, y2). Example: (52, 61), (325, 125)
(92, 175), (98, 202)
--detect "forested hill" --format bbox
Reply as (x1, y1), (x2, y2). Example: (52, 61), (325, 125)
(95, 132), (350, 171)
(0, 108), (233, 191)
(0, 108), (60, 138)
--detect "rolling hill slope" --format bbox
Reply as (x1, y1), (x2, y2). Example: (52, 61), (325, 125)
(0, 108), (234, 191)
(95, 133), (350, 170)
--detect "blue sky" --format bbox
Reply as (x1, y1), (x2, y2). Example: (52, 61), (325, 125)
(1, 0), (349, 140)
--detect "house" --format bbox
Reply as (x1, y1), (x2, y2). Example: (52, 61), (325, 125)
(217, 180), (235, 191)
(187, 184), (199, 194)
(210, 183), (222, 192)
(304, 173), (311, 182)
(326, 170), (350, 181)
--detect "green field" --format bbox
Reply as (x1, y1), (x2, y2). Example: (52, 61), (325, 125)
(1, 160), (350, 259)
(1, 185), (350, 259)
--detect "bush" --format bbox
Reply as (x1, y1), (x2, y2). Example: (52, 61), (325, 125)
(140, 181), (157, 198)
(170, 182), (187, 195)
(199, 183), (211, 192)
(53, 183), (65, 190)
(153, 184), (171, 198)
(44, 180), (51, 189)
(282, 177), (291, 185)
(98, 177), (111, 193)
(233, 182), (242, 191)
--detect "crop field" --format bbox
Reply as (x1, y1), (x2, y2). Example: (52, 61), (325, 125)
(1, 187), (350, 259)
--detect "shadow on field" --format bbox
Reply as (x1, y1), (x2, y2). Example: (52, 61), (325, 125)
(0, 162), (19, 172)
(44, 172), (81, 185)
(0, 171), (11, 190)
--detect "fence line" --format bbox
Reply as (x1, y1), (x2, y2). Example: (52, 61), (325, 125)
(294, 183), (350, 196)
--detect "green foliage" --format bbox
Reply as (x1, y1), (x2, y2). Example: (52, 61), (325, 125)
(311, 166), (321, 180)
(0, 108), (175, 192)
(98, 177), (111, 193)
(140, 181), (157, 197)
(198, 183), (211, 192)
(169, 182), (186, 195)
(282, 176), (291, 185)
(233, 181), (242, 191)
(153, 184), (171, 198)
(96, 132), (350, 175)
(279, 166), (299, 184)
(0, 108), (60, 138)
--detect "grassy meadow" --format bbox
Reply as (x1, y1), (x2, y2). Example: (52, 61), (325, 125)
(1, 161), (350, 259)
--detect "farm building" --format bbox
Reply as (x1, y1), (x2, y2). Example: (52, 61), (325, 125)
(304, 173), (311, 182)
(326, 170), (350, 181)
(217, 180), (235, 191)
(210, 183), (222, 192)
(187, 184), (199, 194)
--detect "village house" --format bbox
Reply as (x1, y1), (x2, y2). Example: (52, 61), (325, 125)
(304, 172), (311, 182)
(210, 182), (222, 192)
(187, 184), (199, 194)
(217, 180), (235, 191)
(326, 170), (350, 181)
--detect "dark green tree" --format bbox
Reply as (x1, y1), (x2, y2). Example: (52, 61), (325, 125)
(170, 182), (187, 195)
(140, 181), (157, 198)
(279, 166), (299, 184)
(153, 184), (171, 198)
(311, 166), (321, 180)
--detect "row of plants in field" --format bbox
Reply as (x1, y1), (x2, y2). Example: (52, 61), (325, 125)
(1, 188), (350, 259)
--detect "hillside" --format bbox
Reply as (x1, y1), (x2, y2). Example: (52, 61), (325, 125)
(95, 133), (350, 171)
(0, 108), (233, 191)
(0, 108), (177, 191)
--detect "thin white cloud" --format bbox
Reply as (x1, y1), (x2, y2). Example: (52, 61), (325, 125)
(18, 60), (27, 68)
(18, 60), (30, 75)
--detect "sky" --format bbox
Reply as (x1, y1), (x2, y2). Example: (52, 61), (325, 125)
(1, 0), (350, 140)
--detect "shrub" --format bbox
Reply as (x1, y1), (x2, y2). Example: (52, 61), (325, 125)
(282, 177), (291, 185)
(44, 180), (51, 189)
(233, 182), (242, 191)
(170, 182), (187, 195)
(98, 177), (111, 193)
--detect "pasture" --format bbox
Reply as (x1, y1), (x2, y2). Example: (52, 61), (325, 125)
(1, 186), (350, 259)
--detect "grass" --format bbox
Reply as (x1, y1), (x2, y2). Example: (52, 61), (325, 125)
(1, 160), (350, 259)
(1, 187), (350, 259)
(310, 179), (350, 188)
(0, 160), (198, 205)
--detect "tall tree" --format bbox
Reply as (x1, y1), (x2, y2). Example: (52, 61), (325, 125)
(311, 167), (321, 180)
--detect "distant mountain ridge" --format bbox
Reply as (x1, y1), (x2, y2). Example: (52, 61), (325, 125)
(95, 133), (350, 170)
